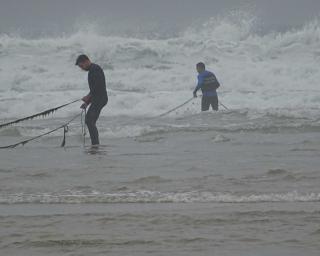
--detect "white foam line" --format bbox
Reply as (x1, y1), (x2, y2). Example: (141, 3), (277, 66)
(1, 191), (319, 204)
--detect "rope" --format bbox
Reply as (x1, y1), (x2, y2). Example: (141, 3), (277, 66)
(156, 96), (230, 118)
(0, 96), (230, 149)
(157, 97), (195, 118)
(0, 112), (82, 149)
(81, 108), (87, 147)
(219, 101), (230, 111)
(60, 125), (69, 148)
(0, 99), (81, 130)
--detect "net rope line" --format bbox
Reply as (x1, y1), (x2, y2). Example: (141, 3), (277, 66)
(155, 95), (229, 118)
(0, 99), (81, 129)
(0, 112), (83, 149)
(81, 108), (87, 147)
(0, 97), (230, 149)
(156, 97), (195, 118)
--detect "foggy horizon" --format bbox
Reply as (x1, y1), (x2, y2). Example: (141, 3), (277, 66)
(1, 0), (320, 37)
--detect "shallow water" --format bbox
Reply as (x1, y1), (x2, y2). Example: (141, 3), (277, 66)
(1, 112), (320, 255)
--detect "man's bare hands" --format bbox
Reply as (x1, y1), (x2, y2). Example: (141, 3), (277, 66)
(82, 95), (92, 104)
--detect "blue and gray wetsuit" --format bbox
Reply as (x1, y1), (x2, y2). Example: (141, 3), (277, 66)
(194, 70), (220, 111)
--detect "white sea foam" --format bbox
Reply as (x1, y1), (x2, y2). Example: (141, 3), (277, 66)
(1, 191), (319, 204)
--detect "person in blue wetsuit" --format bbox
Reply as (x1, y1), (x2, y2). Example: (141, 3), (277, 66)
(193, 62), (220, 111)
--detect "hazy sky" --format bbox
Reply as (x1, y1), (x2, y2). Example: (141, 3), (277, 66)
(0, 0), (320, 37)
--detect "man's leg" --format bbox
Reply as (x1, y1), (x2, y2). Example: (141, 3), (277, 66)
(85, 104), (103, 145)
(211, 95), (219, 111)
(201, 97), (210, 111)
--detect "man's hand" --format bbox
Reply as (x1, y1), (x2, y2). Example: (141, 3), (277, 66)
(82, 95), (92, 104)
(193, 91), (197, 98)
(80, 103), (88, 109)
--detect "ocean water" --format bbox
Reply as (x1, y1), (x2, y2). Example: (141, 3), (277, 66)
(1, 16), (320, 255)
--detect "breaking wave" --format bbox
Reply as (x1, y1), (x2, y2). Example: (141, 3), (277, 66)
(1, 14), (320, 138)
(1, 16), (320, 115)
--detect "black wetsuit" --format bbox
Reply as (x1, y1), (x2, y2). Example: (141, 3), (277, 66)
(85, 63), (108, 145)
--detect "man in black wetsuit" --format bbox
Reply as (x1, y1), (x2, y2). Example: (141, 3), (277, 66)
(76, 54), (108, 146)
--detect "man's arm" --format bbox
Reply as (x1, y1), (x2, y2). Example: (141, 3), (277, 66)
(89, 67), (105, 96)
(81, 66), (105, 109)
(193, 75), (204, 97)
(80, 93), (92, 109)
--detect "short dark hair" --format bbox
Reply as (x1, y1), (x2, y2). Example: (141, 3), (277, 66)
(196, 62), (206, 70)
(75, 54), (90, 65)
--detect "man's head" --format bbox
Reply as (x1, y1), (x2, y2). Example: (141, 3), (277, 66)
(75, 54), (91, 71)
(196, 62), (206, 74)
